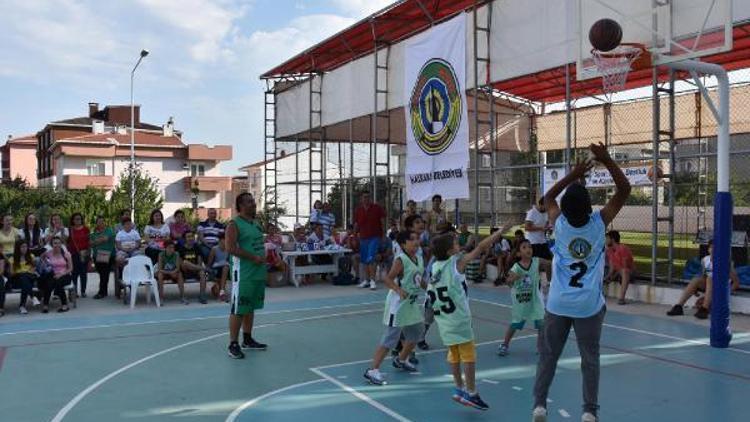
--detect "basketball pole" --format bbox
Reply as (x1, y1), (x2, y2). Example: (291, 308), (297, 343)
(667, 60), (732, 348)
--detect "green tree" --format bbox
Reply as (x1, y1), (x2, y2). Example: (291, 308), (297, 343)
(109, 166), (164, 228)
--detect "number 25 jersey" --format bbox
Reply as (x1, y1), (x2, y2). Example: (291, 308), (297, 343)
(547, 211), (606, 318)
(428, 255), (473, 346)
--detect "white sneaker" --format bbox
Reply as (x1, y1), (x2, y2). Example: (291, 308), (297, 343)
(32, 297), (41, 307)
(364, 368), (386, 385)
(582, 412), (597, 422)
(532, 406), (547, 422)
(358, 280), (369, 288)
(369, 280), (377, 290)
(19, 306), (28, 315)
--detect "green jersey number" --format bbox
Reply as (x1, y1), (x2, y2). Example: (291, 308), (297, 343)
(428, 286), (456, 315)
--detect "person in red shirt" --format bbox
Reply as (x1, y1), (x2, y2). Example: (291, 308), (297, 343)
(68, 213), (91, 297)
(354, 190), (385, 290)
(605, 230), (634, 305)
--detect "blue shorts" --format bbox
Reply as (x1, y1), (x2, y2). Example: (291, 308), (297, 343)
(510, 319), (543, 331)
(360, 237), (380, 265)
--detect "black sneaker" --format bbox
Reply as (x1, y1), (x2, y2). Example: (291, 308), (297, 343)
(462, 392), (489, 410)
(694, 307), (709, 320)
(408, 352), (419, 365)
(242, 339), (268, 350)
(228, 342), (245, 359)
(666, 305), (684, 316)
(417, 341), (429, 350)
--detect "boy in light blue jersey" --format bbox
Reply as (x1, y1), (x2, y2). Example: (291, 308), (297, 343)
(532, 143), (631, 422)
(364, 230), (426, 386)
(428, 223), (511, 411)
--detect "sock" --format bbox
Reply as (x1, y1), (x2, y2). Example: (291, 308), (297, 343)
(466, 389), (476, 396)
(243, 332), (252, 344)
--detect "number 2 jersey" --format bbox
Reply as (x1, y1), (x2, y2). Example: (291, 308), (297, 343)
(509, 257), (545, 324)
(427, 255), (473, 346)
(547, 210), (606, 318)
(383, 253), (425, 327)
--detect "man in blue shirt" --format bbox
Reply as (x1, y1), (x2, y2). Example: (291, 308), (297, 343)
(532, 143), (631, 422)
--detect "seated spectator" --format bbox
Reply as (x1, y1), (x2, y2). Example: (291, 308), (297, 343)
(309, 200), (323, 226)
(667, 239), (740, 319)
(0, 214), (19, 260)
(293, 223), (307, 244)
(115, 218), (142, 267)
(144, 210), (171, 265)
(605, 230), (635, 305)
(344, 224), (361, 283)
(207, 235), (229, 302)
(169, 210), (192, 246)
(20, 212), (46, 257)
(7, 240), (37, 315)
(197, 208), (225, 261)
(114, 209), (133, 233)
(43, 214), (69, 250)
(38, 237), (72, 313)
(331, 226), (347, 246)
(458, 223), (477, 252)
(312, 202), (336, 238)
(400, 199), (418, 231)
(179, 231), (208, 304)
(386, 220), (399, 242)
(157, 240), (185, 303)
(0, 249), (7, 316)
(308, 222), (333, 266)
(481, 227), (511, 285)
(265, 224), (285, 273)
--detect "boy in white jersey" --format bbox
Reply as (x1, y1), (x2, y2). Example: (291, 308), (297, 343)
(532, 143), (630, 422)
(428, 225), (509, 411)
(364, 230), (426, 386)
(498, 238), (550, 356)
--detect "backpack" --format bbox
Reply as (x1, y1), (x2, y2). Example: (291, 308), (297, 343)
(333, 256), (356, 285)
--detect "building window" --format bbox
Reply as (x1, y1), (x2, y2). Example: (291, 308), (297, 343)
(86, 160), (106, 176)
(479, 186), (491, 203)
(481, 154), (491, 168)
(191, 163), (205, 177)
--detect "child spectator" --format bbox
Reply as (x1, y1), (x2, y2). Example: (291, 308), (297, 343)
(605, 230), (635, 305)
(157, 240), (184, 303)
(265, 224), (286, 276)
(208, 235), (230, 302)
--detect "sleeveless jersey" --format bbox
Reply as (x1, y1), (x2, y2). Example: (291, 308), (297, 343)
(509, 257), (545, 324)
(427, 255), (473, 345)
(230, 217), (266, 283)
(547, 211), (606, 318)
(383, 253), (425, 327)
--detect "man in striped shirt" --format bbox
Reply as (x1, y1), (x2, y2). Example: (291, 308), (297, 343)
(198, 208), (226, 260)
(312, 202), (336, 238)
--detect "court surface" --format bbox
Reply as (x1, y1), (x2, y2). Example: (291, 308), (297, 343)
(1, 284), (749, 422)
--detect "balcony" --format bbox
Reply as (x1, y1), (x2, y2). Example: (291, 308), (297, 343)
(187, 145), (232, 161)
(184, 176), (232, 192)
(65, 175), (114, 190)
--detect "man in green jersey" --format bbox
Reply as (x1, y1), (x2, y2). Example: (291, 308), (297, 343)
(226, 193), (268, 359)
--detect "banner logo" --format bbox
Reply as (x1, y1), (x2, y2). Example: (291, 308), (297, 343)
(409, 58), (462, 155)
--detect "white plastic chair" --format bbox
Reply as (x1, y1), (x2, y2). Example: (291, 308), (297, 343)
(122, 255), (161, 309)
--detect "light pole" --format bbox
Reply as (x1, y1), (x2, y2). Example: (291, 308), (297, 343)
(130, 49), (149, 222)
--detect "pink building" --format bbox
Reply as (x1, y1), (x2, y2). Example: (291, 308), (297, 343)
(1, 134), (39, 186)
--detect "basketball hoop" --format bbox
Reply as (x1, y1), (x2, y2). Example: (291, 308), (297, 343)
(591, 43), (651, 94)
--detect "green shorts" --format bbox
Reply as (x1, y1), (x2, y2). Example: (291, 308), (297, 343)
(230, 278), (265, 315)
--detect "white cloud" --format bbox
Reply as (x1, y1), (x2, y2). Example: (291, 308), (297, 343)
(330, 0), (395, 17)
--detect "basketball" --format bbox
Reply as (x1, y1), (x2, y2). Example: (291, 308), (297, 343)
(589, 18), (623, 52)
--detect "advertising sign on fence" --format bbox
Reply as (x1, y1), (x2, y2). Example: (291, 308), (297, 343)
(542, 164), (660, 196)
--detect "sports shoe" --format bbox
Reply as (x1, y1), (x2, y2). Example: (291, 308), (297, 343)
(19, 306), (28, 315)
(369, 280), (377, 290)
(532, 406), (547, 422)
(582, 412), (597, 422)
(497, 343), (509, 356)
(617, 298), (627, 305)
(228, 342), (245, 359)
(199, 295), (208, 305)
(694, 307), (709, 320)
(408, 352), (419, 365)
(180, 297), (190, 305)
(463, 392), (489, 410)
(392, 357), (418, 372)
(358, 279), (369, 288)
(242, 338), (268, 350)
(666, 305), (684, 316)
(417, 340), (429, 350)
(364, 368), (385, 385)
(452, 388), (467, 404)
(32, 297), (41, 307)
(219, 290), (227, 302)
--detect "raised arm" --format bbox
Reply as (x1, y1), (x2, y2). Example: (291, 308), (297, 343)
(458, 221), (513, 272)
(544, 159), (592, 225)
(591, 143), (632, 225)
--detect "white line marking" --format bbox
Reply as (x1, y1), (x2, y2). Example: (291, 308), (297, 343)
(470, 298), (750, 356)
(547, 399), (553, 403)
(337, 375), (348, 379)
(512, 386), (523, 391)
(310, 368), (413, 422)
(225, 379), (327, 422)
(481, 379), (499, 385)
(408, 372), (422, 375)
(559, 409), (571, 418)
(51, 307), (380, 422)
(0, 300), (383, 336)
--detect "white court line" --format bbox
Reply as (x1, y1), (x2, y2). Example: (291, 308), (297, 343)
(512, 386), (523, 391)
(470, 297), (750, 356)
(0, 300), (382, 337)
(225, 378), (327, 422)
(558, 409), (571, 418)
(310, 368), (413, 422)
(51, 307), (380, 422)
(482, 379), (499, 385)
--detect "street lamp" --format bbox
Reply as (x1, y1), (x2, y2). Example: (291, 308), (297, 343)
(130, 49), (149, 222)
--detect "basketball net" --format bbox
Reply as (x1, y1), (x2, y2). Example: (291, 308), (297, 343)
(592, 43), (647, 96)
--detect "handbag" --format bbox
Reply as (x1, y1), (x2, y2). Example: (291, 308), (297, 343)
(95, 250), (112, 264)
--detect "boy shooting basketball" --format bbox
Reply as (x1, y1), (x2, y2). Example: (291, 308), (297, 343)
(532, 143), (631, 422)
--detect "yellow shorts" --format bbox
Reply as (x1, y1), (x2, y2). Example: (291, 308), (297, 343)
(447, 341), (476, 364)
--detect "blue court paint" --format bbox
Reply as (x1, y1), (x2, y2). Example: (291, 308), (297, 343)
(711, 191), (733, 348)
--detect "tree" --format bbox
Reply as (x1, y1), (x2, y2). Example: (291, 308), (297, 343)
(109, 166), (164, 228)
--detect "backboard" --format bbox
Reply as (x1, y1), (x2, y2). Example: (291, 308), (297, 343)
(577, 0), (733, 81)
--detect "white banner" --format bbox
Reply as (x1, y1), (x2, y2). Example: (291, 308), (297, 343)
(542, 165), (659, 195)
(404, 15), (469, 201)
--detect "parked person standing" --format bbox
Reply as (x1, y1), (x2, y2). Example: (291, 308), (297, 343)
(20, 213), (45, 257)
(312, 202), (336, 238)
(309, 200), (323, 226)
(426, 194), (448, 237)
(400, 200), (418, 231)
(226, 192), (268, 359)
(525, 198), (553, 260)
(197, 208), (225, 261)
(354, 190), (386, 291)
(0, 215), (19, 259)
(68, 213), (90, 297)
(144, 210), (170, 264)
(44, 213), (69, 249)
(90, 216), (115, 299)
(170, 210), (192, 246)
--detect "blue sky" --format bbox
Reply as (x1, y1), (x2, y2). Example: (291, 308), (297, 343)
(0, 0), (393, 174)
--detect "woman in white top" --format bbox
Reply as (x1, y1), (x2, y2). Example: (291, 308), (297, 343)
(143, 209), (171, 264)
(43, 213), (69, 249)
